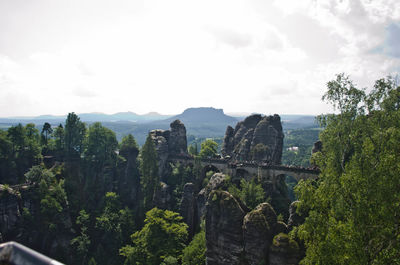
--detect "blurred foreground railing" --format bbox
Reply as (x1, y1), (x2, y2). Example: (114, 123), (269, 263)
(0, 241), (64, 265)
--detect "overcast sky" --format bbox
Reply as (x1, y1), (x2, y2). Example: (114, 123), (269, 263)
(0, 0), (399, 117)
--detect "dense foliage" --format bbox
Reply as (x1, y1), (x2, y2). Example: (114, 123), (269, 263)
(120, 208), (188, 265)
(294, 74), (400, 264)
(182, 230), (206, 265)
(0, 114), (207, 264)
(198, 139), (219, 159)
(228, 178), (265, 209)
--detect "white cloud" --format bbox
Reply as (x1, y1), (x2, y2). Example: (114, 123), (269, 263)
(0, 0), (398, 117)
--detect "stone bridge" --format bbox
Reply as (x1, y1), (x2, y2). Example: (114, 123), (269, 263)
(167, 155), (319, 183)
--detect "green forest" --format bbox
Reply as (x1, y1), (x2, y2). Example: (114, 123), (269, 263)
(0, 113), (203, 264)
(1, 74), (400, 264)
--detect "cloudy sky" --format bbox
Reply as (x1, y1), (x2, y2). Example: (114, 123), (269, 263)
(0, 0), (399, 117)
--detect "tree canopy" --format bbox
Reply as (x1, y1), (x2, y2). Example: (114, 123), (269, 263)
(294, 74), (400, 264)
(198, 139), (218, 159)
(120, 208), (188, 265)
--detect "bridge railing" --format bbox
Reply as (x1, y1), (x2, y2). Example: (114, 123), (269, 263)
(0, 241), (64, 265)
(166, 154), (320, 175)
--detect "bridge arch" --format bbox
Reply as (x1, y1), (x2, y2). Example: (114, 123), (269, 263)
(236, 168), (251, 181)
(202, 165), (221, 178)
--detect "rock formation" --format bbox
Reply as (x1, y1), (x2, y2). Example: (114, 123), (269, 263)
(0, 185), (22, 239)
(202, 175), (303, 265)
(205, 190), (246, 265)
(168, 120), (188, 154)
(311, 140), (322, 154)
(269, 233), (302, 265)
(197, 173), (229, 219)
(243, 203), (276, 264)
(287, 201), (305, 231)
(149, 120), (188, 177)
(221, 114), (284, 164)
(179, 183), (197, 239)
(153, 182), (171, 210)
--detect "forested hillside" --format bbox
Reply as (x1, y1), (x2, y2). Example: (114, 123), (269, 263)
(0, 113), (199, 264)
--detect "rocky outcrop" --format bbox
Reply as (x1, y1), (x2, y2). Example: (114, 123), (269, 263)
(222, 114), (284, 164)
(197, 173), (228, 219)
(149, 129), (170, 178)
(153, 182), (171, 210)
(204, 189), (302, 265)
(0, 185), (21, 238)
(243, 204), (276, 265)
(311, 140), (322, 154)
(287, 201), (305, 231)
(118, 145), (140, 208)
(179, 183), (197, 239)
(221, 126), (235, 156)
(269, 233), (302, 265)
(168, 120), (187, 155)
(150, 120), (188, 178)
(205, 190), (246, 265)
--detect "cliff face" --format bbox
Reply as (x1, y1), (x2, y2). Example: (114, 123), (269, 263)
(202, 174), (303, 265)
(206, 190), (246, 265)
(221, 114), (284, 164)
(150, 120), (188, 178)
(0, 185), (22, 239)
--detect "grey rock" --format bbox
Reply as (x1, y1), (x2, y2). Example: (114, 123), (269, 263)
(169, 120), (188, 155)
(287, 201), (305, 231)
(197, 173), (228, 219)
(150, 129), (170, 177)
(0, 186), (21, 237)
(179, 183), (197, 239)
(150, 120), (188, 178)
(273, 221), (288, 236)
(153, 182), (171, 210)
(222, 114), (284, 164)
(243, 207), (272, 265)
(221, 126), (234, 157)
(312, 140), (322, 154)
(269, 233), (302, 265)
(205, 190), (246, 265)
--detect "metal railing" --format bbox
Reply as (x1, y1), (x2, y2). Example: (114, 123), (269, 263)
(0, 241), (64, 265)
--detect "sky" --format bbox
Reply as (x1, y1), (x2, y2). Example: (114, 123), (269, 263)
(0, 0), (399, 117)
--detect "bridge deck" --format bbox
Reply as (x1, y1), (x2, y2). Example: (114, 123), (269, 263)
(167, 154), (319, 175)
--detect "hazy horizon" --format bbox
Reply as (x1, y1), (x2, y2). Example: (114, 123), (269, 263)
(1, 0), (399, 117)
(0, 107), (319, 119)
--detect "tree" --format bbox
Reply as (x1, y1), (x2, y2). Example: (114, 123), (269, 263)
(182, 230), (206, 265)
(140, 134), (159, 211)
(94, 192), (134, 265)
(0, 131), (13, 183)
(65, 112), (86, 159)
(84, 122), (118, 170)
(198, 139), (218, 159)
(188, 143), (198, 156)
(71, 210), (91, 265)
(6, 124), (41, 183)
(120, 208), (188, 265)
(294, 74), (400, 264)
(119, 134), (139, 159)
(41, 122), (53, 145)
(53, 124), (64, 152)
(228, 178), (265, 209)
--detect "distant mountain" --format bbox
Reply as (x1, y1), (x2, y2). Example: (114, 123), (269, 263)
(0, 111), (173, 124)
(125, 107), (239, 145)
(165, 107), (238, 124)
(280, 115), (318, 130)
